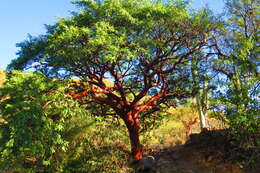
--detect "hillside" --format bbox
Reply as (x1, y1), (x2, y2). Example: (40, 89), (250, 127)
(147, 130), (260, 173)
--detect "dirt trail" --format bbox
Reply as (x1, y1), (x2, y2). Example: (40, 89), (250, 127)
(154, 146), (244, 173)
(146, 130), (260, 173)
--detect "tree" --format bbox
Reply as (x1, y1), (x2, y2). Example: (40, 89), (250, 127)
(8, 0), (219, 160)
(212, 0), (259, 146)
(191, 54), (209, 130)
(188, 8), (220, 131)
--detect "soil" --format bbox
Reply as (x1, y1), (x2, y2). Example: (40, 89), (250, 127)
(148, 130), (260, 173)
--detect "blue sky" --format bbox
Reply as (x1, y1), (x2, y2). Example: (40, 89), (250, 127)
(0, 0), (224, 70)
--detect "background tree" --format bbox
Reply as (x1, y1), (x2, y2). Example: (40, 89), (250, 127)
(185, 7), (220, 131)
(212, 0), (259, 147)
(8, 0), (219, 160)
(191, 53), (209, 130)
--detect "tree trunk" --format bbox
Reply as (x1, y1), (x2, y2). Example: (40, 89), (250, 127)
(123, 111), (142, 160)
(196, 94), (207, 130)
(191, 56), (208, 131)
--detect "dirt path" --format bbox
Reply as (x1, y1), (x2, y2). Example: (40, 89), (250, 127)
(154, 145), (244, 173)
(138, 130), (259, 173)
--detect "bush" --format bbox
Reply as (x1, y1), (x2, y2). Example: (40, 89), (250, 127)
(0, 71), (84, 172)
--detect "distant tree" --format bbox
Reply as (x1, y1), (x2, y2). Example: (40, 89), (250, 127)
(8, 0), (219, 159)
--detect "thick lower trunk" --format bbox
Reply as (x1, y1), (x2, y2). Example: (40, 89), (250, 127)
(123, 112), (142, 160)
(127, 123), (142, 160)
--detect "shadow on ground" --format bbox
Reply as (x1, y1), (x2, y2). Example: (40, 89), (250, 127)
(147, 130), (260, 173)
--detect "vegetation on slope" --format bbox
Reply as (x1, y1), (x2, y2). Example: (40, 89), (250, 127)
(0, 70), (5, 88)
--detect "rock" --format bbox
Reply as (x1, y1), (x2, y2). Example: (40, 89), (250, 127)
(131, 156), (157, 173)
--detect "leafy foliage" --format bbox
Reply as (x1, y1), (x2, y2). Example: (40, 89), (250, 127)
(7, 0), (221, 159)
(212, 0), (259, 148)
(0, 71), (84, 171)
(0, 71), (134, 172)
(1, 0), (259, 172)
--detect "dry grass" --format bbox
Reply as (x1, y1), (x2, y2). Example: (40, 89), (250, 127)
(0, 70), (5, 88)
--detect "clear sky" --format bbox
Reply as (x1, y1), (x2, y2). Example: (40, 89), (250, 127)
(0, 0), (224, 70)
